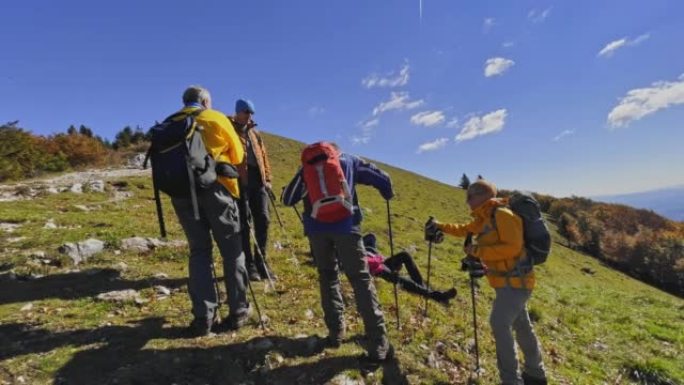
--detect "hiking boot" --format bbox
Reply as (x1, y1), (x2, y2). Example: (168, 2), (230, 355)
(185, 317), (214, 338)
(430, 288), (458, 306)
(522, 372), (548, 385)
(358, 345), (395, 374)
(322, 334), (343, 349)
(213, 306), (252, 333)
(246, 262), (262, 281)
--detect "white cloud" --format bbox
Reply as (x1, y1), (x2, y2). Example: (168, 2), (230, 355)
(455, 109), (507, 141)
(552, 129), (575, 142)
(502, 41), (515, 48)
(362, 61), (410, 88)
(410, 110), (445, 127)
(446, 117), (459, 128)
(359, 118), (379, 129)
(528, 7), (552, 23)
(484, 57), (515, 77)
(351, 118), (380, 145)
(597, 33), (650, 58)
(351, 135), (371, 145)
(372, 91), (425, 116)
(308, 106), (325, 117)
(417, 138), (449, 153)
(607, 73), (684, 128)
(483, 18), (495, 33)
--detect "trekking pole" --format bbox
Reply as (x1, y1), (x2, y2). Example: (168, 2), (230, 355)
(292, 205), (303, 223)
(244, 204), (277, 292)
(423, 239), (433, 317)
(266, 188), (284, 229)
(209, 258), (222, 323)
(386, 200), (400, 330)
(152, 183), (167, 239)
(246, 275), (266, 330)
(464, 233), (481, 374)
(469, 272), (480, 373)
(250, 228), (276, 292)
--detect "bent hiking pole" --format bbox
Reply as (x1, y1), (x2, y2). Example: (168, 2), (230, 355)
(386, 200), (400, 330)
(246, 275), (266, 330)
(267, 187), (284, 229)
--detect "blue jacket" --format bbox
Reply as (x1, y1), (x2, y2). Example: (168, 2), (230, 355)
(281, 153), (393, 234)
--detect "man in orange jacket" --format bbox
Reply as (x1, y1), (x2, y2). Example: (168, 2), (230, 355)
(426, 180), (547, 385)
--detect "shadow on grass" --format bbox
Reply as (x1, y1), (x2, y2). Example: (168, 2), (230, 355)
(1, 317), (409, 384)
(0, 268), (186, 305)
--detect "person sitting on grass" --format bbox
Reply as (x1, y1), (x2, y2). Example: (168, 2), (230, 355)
(362, 233), (457, 305)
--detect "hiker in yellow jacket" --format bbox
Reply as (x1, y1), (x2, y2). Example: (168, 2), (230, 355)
(171, 86), (251, 336)
(426, 180), (547, 385)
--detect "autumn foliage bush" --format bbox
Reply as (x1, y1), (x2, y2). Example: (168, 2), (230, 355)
(0, 122), (113, 182)
(547, 196), (684, 297)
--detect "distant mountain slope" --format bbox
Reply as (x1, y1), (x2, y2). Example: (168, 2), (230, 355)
(595, 185), (684, 222)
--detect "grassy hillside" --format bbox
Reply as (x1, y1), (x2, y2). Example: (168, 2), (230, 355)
(0, 133), (682, 385)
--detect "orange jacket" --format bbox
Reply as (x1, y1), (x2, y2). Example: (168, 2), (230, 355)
(436, 198), (535, 289)
(229, 118), (272, 187)
(181, 107), (244, 199)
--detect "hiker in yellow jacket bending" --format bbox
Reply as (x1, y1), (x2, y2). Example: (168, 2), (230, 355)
(426, 180), (547, 385)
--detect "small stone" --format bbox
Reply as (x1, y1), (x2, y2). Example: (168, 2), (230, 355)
(59, 238), (105, 265)
(85, 180), (105, 193)
(153, 272), (169, 279)
(326, 374), (363, 385)
(435, 341), (447, 354)
(69, 183), (83, 194)
(305, 309), (315, 320)
(155, 285), (171, 296)
(44, 220), (58, 229)
(121, 237), (152, 253)
(114, 262), (128, 271)
(96, 289), (140, 303)
(20, 303), (34, 312)
(17, 376), (26, 384)
(0, 222), (21, 233)
(74, 205), (90, 212)
(426, 351), (440, 369)
(46, 187), (60, 194)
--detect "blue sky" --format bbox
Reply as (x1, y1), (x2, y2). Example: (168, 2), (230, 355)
(2, 0), (683, 197)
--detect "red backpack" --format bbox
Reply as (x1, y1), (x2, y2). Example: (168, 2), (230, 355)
(301, 142), (353, 223)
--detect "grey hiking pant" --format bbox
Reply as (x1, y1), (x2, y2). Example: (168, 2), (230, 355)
(309, 232), (389, 360)
(171, 183), (249, 322)
(491, 288), (546, 385)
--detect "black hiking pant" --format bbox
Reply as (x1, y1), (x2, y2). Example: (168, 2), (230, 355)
(378, 251), (448, 299)
(376, 251), (434, 298)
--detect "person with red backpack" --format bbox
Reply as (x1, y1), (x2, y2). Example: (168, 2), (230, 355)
(425, 180), (548, 385)
(281, 142), (394, 368)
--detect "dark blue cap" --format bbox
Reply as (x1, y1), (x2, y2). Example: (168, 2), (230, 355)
(235, 99), (255, 114)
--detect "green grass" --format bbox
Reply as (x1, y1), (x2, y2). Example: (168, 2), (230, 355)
(0, 133), (682, 384)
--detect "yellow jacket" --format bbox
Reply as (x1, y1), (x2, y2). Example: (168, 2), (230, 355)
(436, 198), (535, 289)
(180, 106), (244, 199)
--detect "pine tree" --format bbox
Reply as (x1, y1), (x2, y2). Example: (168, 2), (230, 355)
(113, 126), (133, 149)
(67, 125), (77, 135)
(459, 173), (471, 189)
(78, 125), (93, 137)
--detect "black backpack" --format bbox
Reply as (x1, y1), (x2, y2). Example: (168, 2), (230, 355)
(144, 109), (217, 237)
(492, 192), (551, 267)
